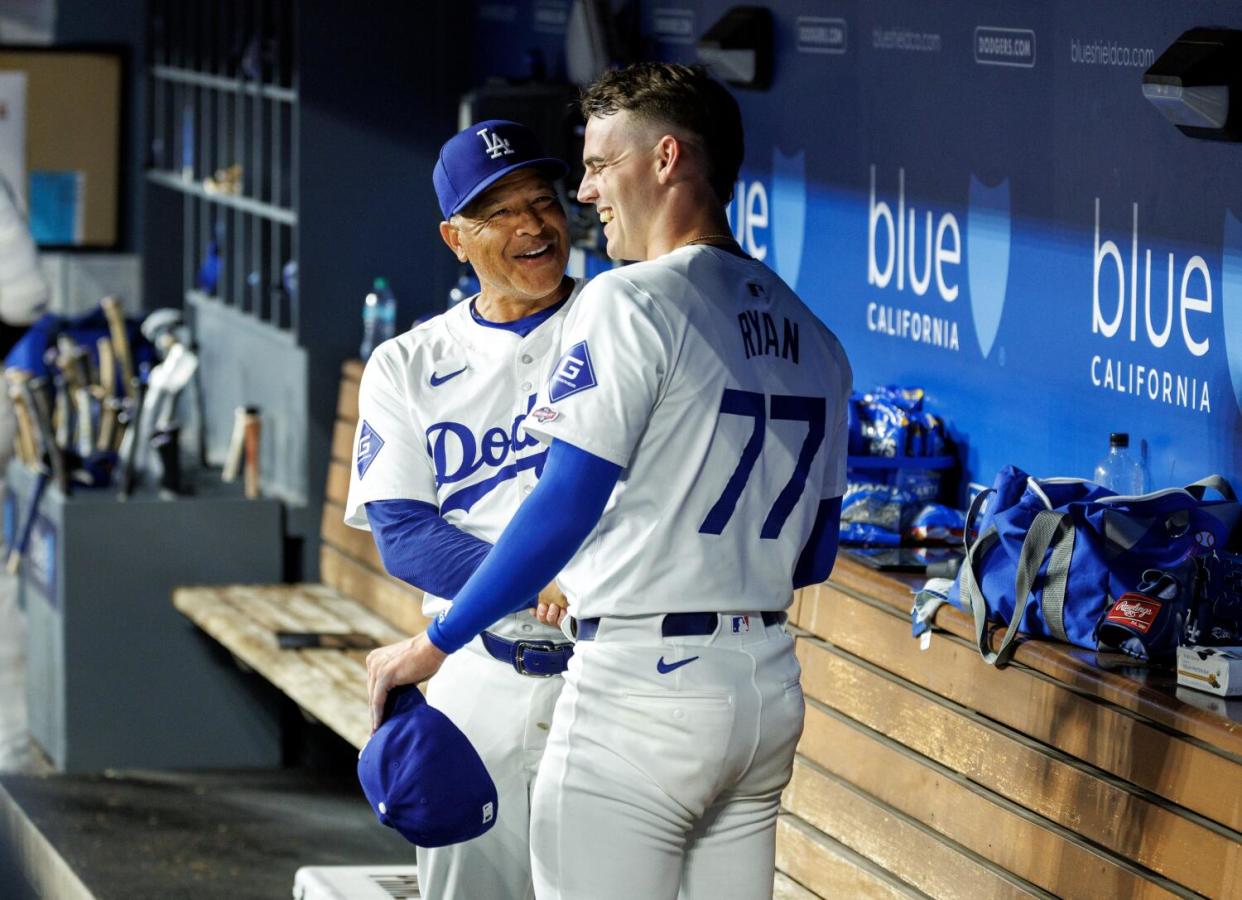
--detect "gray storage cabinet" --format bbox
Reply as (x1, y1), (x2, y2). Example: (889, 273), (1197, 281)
(6, 462), (286, 772)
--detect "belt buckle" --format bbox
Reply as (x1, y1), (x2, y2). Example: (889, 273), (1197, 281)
(513, 639), (558, 677)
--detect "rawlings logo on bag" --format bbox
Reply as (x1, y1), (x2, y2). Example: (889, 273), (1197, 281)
(1106, 593), (1162, 634)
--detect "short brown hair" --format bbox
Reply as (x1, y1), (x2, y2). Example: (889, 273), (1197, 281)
(580, 63), (744, 204)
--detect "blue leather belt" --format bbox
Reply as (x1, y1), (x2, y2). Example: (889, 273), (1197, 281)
(576, 610), (785, 642)
(480, 631), (574, 677)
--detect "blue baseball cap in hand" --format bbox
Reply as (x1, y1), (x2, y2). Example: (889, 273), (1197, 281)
(433, 119), (569, 219)
(357, 685), (498, 848)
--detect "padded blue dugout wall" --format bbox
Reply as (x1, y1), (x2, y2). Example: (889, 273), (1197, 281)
(470, 1), (1242, 495)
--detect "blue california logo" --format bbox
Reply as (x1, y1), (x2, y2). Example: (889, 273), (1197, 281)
(1223, 210), (1242, 414)
(966, 176), (1012, 359)
(866, 166), (1013, 357)
(770, 148), (807, 289)
(725, 148), (807, 290)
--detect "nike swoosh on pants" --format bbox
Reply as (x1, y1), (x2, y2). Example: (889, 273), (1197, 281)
(656, 656), (700, 674)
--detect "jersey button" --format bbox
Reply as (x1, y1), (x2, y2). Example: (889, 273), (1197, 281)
(521, 382), (532, 391)
(521, 623), (533, 633)
(521, 354), (534, 364)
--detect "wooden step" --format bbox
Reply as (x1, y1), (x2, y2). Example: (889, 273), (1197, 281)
(797, 635), (1240, 897)
(794, 581), (1242, 834)
(797, 558), (1242, 760)
(783, 755), (1048, 899)
(774, 813), (925, 899)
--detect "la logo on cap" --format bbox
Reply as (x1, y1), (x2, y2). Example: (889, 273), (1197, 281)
(477, 127), (514, 160)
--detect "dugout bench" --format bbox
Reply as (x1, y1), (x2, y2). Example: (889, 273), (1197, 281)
(778, 562), (1242, 900)
(172, 361), (1241, 899)
(173, 360), (430, 752)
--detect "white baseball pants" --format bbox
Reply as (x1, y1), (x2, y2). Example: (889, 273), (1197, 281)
(529, 614), (805, 900)
(420, 637), (564, 900)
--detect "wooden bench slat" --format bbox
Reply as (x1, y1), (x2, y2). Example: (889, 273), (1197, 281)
(302, 584), (418, 638)
(797, 583), (1242, 834)
(173, 587), (376, 749)
(774, 814), (922, 900)
(797, 636), (1239, 898)
(279, 588), (357, 633)
(319, 544), (428, 637)
(799, 693), (1206, 899)
(336, 378), (359, 428)
(298, 648), (370, 699)
(321, 501), (388, 575)
(342, 359), (364, 383)
(326, 459), (351, 507)
(331, 419), (355, 464)
(783, 757), (1046, 899)
(807, 559), (1242, 760)
(773, 872), (819, 900)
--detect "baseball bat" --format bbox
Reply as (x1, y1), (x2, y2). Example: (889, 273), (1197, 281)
(6, 373), (38, 466)
(95, 338), (117, 451)
(221, 406), (249, 482)
(100, 297), (136, 402)
(117, 379), (146, 498)
(24, 378), (68, 494)
(242, 408), (261, 499)
(52, 376), (72, 453)
(65, 345), (96, 457)
(152, 425), (182, 495)
(6, 469), (48, 575)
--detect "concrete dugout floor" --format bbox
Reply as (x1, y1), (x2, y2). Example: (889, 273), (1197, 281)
(0, 573), (417, 899)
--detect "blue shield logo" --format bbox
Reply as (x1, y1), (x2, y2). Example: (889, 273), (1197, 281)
(966, 176), (1012, 359)
(771, 148), (807, 290)
(357, 420), (384, 479)
(548, 341), (597, 402)
(1223, 210), (1242, 414)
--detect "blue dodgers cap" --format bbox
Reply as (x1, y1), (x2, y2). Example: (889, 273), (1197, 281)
(357, 685), (498, 848)
(433, 119), (569, 219)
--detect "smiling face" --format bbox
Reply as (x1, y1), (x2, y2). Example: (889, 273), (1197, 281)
(577, 111), (663, 261)
(441, 168), (569, 310)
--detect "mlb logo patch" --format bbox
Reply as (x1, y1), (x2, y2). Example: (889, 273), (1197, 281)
(357, 421), (385, 479)
(548, 341), (597, 402)
(731, 615), (751, 634)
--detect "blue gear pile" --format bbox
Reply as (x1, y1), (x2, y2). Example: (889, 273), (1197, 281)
(841, 386), (961, 546)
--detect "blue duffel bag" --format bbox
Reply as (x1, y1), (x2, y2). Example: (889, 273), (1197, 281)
(944, 465), (1241, 667)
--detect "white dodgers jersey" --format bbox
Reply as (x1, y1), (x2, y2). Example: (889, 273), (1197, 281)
(345, 282), (584, 639)
(524, 246), (851, 619)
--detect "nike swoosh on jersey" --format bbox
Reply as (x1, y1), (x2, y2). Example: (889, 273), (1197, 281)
(656, 655), (700, 674)
(429, 366), (467, 387)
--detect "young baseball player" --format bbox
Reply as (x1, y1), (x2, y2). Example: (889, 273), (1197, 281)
(366, 64), (852, 900)
(347, 120), (581, 900)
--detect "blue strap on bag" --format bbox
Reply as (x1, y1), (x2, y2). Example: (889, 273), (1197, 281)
(941, 465), (1240, 667)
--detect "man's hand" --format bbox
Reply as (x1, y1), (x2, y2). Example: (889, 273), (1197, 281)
(366, 631), (448, 733)
(532, 581), (569, 628)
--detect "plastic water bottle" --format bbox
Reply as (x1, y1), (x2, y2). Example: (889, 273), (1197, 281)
(375, 277), (397, 343)
(360, 277), (397, 360)
(1093, 432), (1148, 495)
(448, 267), (480, 308)
(359, 288), (379, 360)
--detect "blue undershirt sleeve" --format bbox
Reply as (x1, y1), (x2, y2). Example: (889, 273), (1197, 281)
(364, 499), (492, 599)
(426, 439), (622, 653)
(793, 496), (842, 589)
